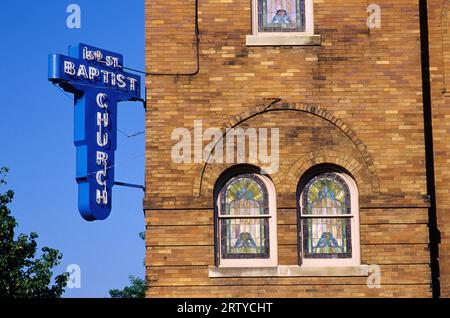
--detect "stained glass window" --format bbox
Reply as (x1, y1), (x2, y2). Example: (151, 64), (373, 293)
(258, 0), (306, 33)
(301, 173), (353, 259)
(219, 174), (270, 259)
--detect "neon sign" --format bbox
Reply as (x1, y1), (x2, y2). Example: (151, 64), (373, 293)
(48, 44), (141, 221)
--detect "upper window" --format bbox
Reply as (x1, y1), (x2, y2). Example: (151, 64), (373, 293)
(216, 173), (277, 267)
(252, 0), (314, 36)
(247, 0), (318, 46)
(258, 0), (306, 33)
(299, 172), (360, 266)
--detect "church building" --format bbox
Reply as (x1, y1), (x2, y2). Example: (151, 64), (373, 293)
(144, 0), (450, 297)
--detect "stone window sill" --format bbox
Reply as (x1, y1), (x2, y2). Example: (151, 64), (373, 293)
(246, 34), (321, 46)
(208, 265), (368, 278)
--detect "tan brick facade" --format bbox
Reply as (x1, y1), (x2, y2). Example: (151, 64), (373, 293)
(144, 0), (450, 297)
(428, 0), (450, 298)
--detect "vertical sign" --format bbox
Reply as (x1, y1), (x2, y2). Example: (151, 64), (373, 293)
(48, 44), (141, 221)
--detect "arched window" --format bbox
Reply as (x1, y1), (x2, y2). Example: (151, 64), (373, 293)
(216, 173), (277, 267)
(298, 171), (360, 266)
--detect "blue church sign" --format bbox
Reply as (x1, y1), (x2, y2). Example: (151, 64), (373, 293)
(48, 43), (141, 221)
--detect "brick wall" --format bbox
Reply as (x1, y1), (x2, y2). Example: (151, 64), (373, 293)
(428, 0), (450, 298)
(145, 0), (433, 297)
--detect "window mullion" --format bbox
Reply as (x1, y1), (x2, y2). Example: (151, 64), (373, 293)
(219, 215), (271, 219)
(300, 214), (353, 218)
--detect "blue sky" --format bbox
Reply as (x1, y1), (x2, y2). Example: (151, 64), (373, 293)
(0, 1), (146, 297)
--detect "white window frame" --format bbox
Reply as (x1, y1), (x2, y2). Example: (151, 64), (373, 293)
(251, 0), (315, 37)
(299, 173), (361, 267)
(217, 174), (278, 268)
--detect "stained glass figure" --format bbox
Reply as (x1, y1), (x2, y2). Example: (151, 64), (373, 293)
(220, 174), (270, 259)
(258, 0), (306, 33)
(301, 173), (352, 259)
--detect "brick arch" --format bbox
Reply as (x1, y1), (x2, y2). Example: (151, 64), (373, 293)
(195, 162), (286, 199)
(285, 149), (374, 197)
(193, 102), (379, 197)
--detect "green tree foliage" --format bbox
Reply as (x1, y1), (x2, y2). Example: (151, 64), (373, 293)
(109, 231), (146, 298)
(109, 275), (146, 298)
(0, 167), (68, 298)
